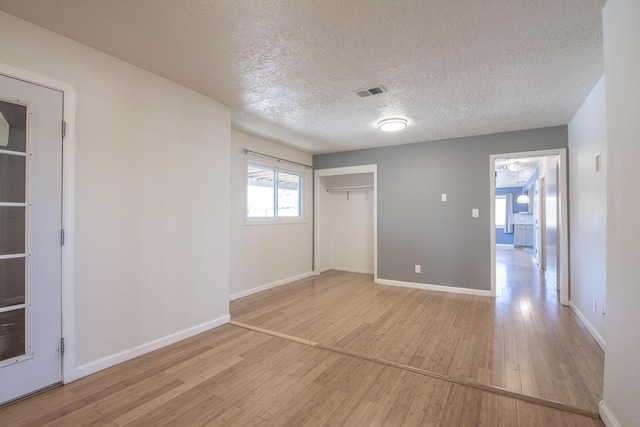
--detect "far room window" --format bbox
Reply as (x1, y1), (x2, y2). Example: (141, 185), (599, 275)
(495, 195), (506, 227)
(247, 162), (302, 221)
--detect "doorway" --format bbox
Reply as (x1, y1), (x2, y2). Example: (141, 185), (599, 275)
(0, 74), (64, 405)
(314, 165), (377, 280)
(490, 149), (569, 305)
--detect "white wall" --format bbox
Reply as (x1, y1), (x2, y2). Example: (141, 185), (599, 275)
(601, 1), (640, 426)
(0, 12), (231, 376)
(329, 189), (374, 274)
(229, 131), (313, 300)
(568, 76), (607, 349)
(541, 157), (559, 288)
(316, 174), (374, 275)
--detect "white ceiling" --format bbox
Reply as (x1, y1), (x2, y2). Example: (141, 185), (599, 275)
(0, 0), (605, 154)
(495, 157), (546, 188)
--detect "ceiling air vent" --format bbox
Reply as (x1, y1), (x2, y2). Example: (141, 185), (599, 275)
(356, 86), (386, 97)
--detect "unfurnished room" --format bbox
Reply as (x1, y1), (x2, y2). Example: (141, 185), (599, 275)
(0, 1), (638, 426)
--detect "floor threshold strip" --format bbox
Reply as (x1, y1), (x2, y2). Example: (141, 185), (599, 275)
(229, 320), (600, 420)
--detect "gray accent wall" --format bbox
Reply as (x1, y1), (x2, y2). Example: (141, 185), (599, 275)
(314, 126), (568, 291)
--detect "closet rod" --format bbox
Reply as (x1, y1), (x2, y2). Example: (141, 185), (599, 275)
(243, 149), (314, 169)
(326, 185), (373, 192)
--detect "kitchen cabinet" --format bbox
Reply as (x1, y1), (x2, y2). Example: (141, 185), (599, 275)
(514, 224), (534, 247)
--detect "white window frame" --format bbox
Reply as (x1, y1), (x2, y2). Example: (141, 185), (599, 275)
(245, 157), (307, 225)
(495, 194), (506, 228)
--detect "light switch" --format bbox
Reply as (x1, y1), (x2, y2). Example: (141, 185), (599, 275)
(472, 209), (479, 218)
(441, 193), (447, 202)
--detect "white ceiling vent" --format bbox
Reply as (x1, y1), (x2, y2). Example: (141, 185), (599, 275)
(355, 86), (386, 97)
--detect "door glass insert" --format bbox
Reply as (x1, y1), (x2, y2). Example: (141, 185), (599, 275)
(0, 258), (25, 308)
(0, 154), (26, 203)
(0, 309), (26, 361)
(0, 99), (27, 364)
(0, 101), (27, 153)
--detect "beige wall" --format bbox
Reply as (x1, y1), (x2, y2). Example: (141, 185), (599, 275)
(230, 130), (313, 300)
(0, 11), (231, 375)
(602, 0), (640, 426)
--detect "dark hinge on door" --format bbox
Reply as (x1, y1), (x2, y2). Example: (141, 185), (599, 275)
(60, 337), (65, 356)
(60, 229), (65, 246)
(62, 121), (66, 138)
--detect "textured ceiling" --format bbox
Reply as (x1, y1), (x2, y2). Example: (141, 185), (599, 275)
(0, 0), (605, 154)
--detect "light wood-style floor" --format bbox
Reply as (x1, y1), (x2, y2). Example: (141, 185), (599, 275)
(0, 247), (604, 425)
(231, 248), (604, 415)
(0, 324), (602, 426)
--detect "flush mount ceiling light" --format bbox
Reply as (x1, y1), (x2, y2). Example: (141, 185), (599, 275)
(378, 118), (407, 132)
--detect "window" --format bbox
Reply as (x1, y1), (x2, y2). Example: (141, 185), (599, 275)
(495, 195), (506, 227)
(246, 162), (303, 222)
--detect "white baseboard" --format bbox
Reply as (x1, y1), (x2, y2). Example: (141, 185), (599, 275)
(375, 278), (493, 297)
(229, 272), (314, 301)
(600, 401), (622, 427)
(72, 314), (230, 380)
(330, 268), (374, 275)
(569, 301), (605, 351)
(496, 243), (514, 247)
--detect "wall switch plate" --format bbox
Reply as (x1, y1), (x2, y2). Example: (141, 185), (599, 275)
(441, 194), (447, 202)
(592, 298), (597, 312)
(472, 209), (479, 218)
(415, 264), (421, 273)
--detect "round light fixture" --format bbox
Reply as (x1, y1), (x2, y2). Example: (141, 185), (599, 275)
(378, 118), (407, 132)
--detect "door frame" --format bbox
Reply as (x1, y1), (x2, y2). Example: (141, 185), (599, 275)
(313, 164), (378, 281)
(0, 63), (76, 383)
(489, 148), (569, 305)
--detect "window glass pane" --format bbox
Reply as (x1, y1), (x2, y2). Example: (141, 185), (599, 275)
(277, 172), (301, 217)
(0, 100), (27, 153)
(0, 154), (26, 203)
(247, 165), (275, 217)
(0, 257), (25, 308)
(0, 308), (26, 362)
(495, 196), (506, 227)
(0, 207), (25, 255)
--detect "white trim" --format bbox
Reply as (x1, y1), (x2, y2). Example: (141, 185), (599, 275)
(73, 315), (230, 380)
(376, 278), (493, 297)
(490, 148), (569, 305)
(569, 301), (605, 351)
(495, 243), (514, 248)
(229, 272), (314, 301)
(599, 401), (622, 427)
(314, 165), (378, 282)
(0, 63), (77, 384)
(330, 268), (374, 275)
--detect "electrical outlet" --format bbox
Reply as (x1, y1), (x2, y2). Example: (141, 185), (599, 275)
(441, 193), (447, 202)
(472, 209), (479, 218)
(592, 298), (597, 312)
(415, 264), (421, 274)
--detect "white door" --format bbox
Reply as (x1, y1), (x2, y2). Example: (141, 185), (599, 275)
(0, 74), (63, 404)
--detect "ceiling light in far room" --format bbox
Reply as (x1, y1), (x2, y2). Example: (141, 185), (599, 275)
(517, 193), (530, 204)
(378, 118), (407, 132)
(505, 161), (527, 172)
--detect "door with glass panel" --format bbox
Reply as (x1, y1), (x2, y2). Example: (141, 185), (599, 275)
(0, 74), (63, 404)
